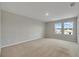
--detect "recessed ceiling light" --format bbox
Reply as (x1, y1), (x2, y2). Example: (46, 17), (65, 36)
(45, 13), (49, 16)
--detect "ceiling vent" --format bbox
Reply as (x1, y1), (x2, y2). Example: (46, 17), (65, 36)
(70, 2), (76, 7)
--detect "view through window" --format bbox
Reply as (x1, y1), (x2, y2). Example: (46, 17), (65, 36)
(64, 22), (73, 35)
(55, 23), (62, 34)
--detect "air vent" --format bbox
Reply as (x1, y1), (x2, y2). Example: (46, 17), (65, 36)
(70, 2), (76, 7)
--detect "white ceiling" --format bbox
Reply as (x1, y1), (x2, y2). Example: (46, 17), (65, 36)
(1, 2), (79, 22)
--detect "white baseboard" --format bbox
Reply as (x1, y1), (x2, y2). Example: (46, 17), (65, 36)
(1, 38), (42, 48)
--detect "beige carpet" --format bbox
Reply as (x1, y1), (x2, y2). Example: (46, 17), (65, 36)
(1, 38), (79, 57)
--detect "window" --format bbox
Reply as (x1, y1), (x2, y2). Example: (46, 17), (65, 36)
(64, 22), (73, 35)
(55, 22), (73, 35)
(55, 23), (62, 34)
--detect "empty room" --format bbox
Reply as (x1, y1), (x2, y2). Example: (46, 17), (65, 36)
(0, 2), (79, 57)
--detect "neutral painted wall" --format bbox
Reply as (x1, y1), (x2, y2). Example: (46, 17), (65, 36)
(2, 10), (45, 47)
(77, 16), (79, 44)
(45, 17), (77, 42)
(0, 6), (1, 56)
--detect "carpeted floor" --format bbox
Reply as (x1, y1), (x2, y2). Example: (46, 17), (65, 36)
(1, 38), (79, 57)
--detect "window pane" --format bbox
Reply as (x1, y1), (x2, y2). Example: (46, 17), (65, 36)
(55, 23), (62, 34)
(64, 22), (73, 35)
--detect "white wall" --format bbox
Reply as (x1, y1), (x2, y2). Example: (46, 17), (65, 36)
(2, 10), (45, 47)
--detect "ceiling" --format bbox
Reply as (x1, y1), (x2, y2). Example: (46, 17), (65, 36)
(1, 2), (79, 22)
